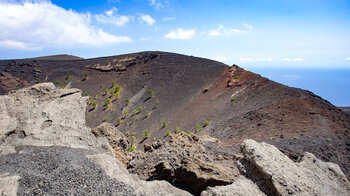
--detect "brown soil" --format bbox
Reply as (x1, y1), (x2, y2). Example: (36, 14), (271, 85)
(1, 51), (349, 180)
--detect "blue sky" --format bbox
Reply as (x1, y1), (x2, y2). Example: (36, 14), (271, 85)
(0, 0), (349, 105)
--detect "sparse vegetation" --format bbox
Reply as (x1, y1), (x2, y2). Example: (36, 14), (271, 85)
(95, 94), (98, 99)
(84, 73), (88, 80)
(162, 121), (167, 128)
(139, 106), (143, 111)
(149, 89), (154, 98)
(56, 79), (60, 84)
(125, 131), (130, 137)
(231, 97), (235, 102)
(85, 92), (89, 96)
(106, 98), (111, 105)
(106, 60), (110, 65)
(67, 73), (71, 80)
(144, 130), (150, 139)
(146, 110), (150, 118)
(203, 121), (210, 127)
(131, 135), (136, 142)
(155, 100), (159, 104)
(104, 115), (108, 121)
(104, 88), (109, 95)
(126, 99), (130, 105)
(166, 130), (171, 136)
(174, 126), (182, 134)
(326, 138), (332, 142)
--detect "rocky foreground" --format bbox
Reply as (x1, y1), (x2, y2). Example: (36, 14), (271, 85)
(0, 83), (349, 195)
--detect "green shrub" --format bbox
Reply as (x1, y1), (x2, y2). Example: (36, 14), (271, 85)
(326, 138), (332, 142)
(36, 78), (40, 83)
(106, 60), (110, 65)
(117, 118), (122, 125)
(146, 110), (150, 117)
(106, 98), (111, 105)
(203, 121), (210, 127)
(85, 92), (89, 96)
(131, 135), (136, 142)
(128, 144), (136, 152)
(196, 124), (202, 132)
(149, 89), (154, 98)
(104, 115), (108, 121)
(92, 101), (97, 109)
(125, 131), (130, 137)
(126, 99), (130, 105)
(56, 79), (60, 84)
(133, 109), (139, 115)
(84, 73), (88, 79)
(67, 73), (71, 80)
(139, 106), (143, 111)
(162, 121), (167, 128)
(144, 130), (150, 139)
(166, 130), (171, 136)
(104, 88), (109, 95)
(124, 110), (129, 117)
(95, 94), (98, 99)
(155, 100), (159, 104)
(231, 97), (235, 102)
(112, 81), (115, 87)
(115, 85), (120, 92)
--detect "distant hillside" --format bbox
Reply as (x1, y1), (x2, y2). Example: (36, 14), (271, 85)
(0, 51), (349, 180)
(28, 54), (83, 60)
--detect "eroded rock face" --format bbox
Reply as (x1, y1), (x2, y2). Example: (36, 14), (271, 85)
(127, 132), (241, 194)
(0, 83), (190, 196)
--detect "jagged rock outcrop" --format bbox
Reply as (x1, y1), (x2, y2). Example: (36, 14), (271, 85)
(203, 139), (350, 196)
(0, 83), (190, 195)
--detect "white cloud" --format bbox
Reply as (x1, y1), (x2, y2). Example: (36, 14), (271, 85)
(283, 58), (304, 62)
(244, 23), (253, 29)
(211, 56), (228, 62)
(139, 14), (156, 25)
(345, 57), (350, 61)
(0, 40), (41, 51)
(95, 7), (132, 26)
(208, 24), (245, 37)
(165, 28), (196, 40)
(0, 1), (132, 51)
(163, 17), (175, 21)
(150, 0), (167, 9)
(240, 57), (273, 62)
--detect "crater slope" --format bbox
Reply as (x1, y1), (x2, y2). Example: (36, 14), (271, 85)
(1, 51), (349, 179)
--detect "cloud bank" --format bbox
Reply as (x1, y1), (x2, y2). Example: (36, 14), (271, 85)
(0, 1), (131, 51)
